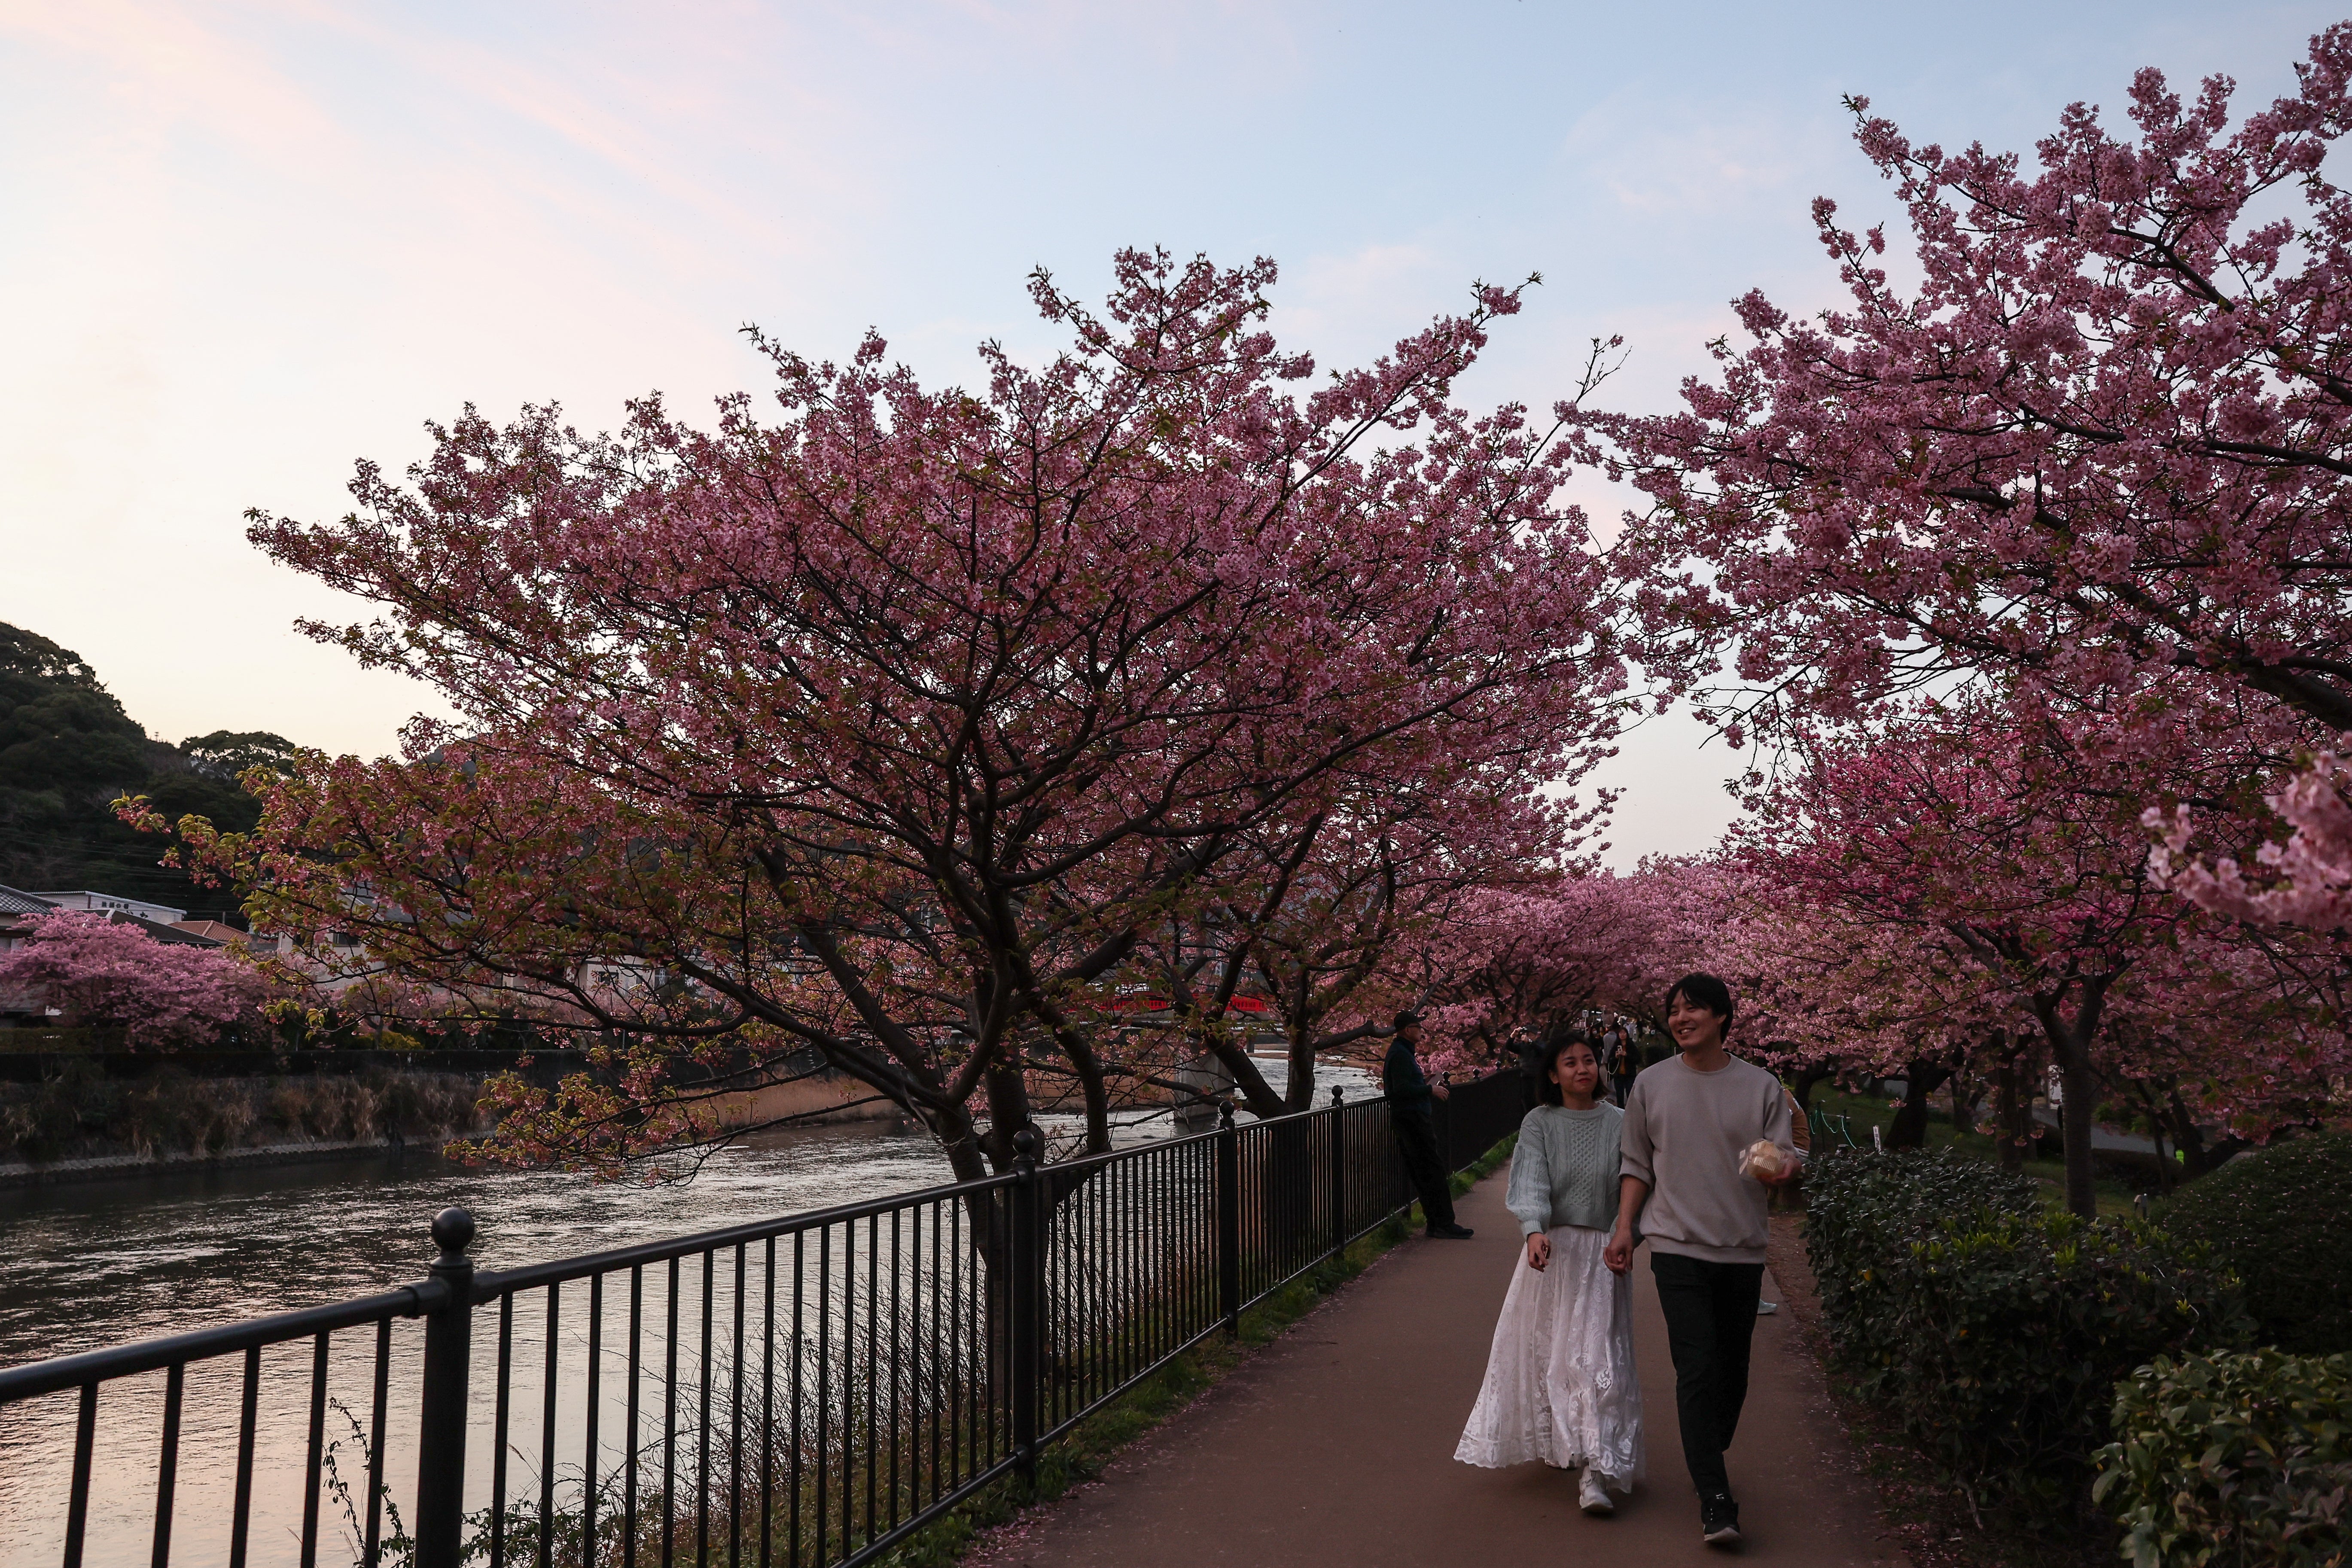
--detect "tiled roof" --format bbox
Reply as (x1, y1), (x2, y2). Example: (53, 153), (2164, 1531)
(126, 915), (221, 947)
(0, 885), (57, 916)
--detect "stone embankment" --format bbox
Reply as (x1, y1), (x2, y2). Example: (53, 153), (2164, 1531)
(0, 1051), (892, 1188)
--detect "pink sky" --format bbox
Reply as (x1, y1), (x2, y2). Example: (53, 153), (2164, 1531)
(1, 0), (2334, 864)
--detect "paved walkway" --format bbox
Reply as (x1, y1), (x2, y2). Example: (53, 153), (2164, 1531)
(978, 1165), (1909, 1566)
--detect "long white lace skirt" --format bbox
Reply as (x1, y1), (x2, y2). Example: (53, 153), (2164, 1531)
(1453, 1224), (1644, 1486)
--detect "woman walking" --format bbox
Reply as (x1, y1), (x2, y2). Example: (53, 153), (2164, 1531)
(1455, 1032), (1642, 1515)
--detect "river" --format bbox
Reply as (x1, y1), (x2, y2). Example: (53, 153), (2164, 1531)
(0, 1059), (1375, 1568)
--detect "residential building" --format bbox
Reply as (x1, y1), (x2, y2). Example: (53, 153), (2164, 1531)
(33, 889), (190, 924)
(0, 885), (222, 951)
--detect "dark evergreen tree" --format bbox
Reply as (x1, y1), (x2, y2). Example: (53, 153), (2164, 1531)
(0, 622), (297, 916)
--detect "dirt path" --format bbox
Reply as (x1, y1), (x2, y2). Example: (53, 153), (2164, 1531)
(973, 1164), (1908, 1565)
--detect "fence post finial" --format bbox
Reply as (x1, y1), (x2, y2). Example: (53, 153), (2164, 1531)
(430, 1206), (475, 1266)
(414, 1208), (477, 1568)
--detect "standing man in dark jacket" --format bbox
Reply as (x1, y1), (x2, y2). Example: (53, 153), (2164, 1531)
(1384, 1012), (1474, 1239)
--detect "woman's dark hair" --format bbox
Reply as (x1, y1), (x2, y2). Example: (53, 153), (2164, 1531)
(1534, 1030), (1601, 1105)
(1663, 972), (1735, 1031)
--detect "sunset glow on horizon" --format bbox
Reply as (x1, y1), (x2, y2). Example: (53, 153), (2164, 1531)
(2, 0), (2334, 864)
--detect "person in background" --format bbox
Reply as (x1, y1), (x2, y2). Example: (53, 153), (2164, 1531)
(1604, 974), (1801, 1549)
(1456, 1033), (1643, 1515)
(1384, 1011), (1474, 1240)
(1602, 1020), (1638, 1105)
(1513, 1027), (1546, 1112)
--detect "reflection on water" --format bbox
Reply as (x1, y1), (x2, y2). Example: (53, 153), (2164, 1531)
(0, 1059), (1375, 1568)
(0, 1123), (952, 1373)
(0, 1121), (959, 1568)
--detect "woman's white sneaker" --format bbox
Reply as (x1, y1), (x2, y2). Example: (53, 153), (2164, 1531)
(1579, 1470), (1615, 1515)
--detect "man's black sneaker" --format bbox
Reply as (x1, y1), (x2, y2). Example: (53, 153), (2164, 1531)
(1427, 1222), (1475, 1239)
(1700, 1493), (1742, 1546)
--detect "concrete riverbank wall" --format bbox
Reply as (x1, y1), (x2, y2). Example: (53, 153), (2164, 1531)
(0, 1050), (895, 1189)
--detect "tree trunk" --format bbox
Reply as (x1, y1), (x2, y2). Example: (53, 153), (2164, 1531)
(2161, 1088), (2244, 1181)
(2056, 1051), (2099, 1218)
(1283, 1027), (1316, 1114)
(2024, 984), (2111, 1219)
(1201, 1026), (1285, 1119)
(1992, 1054), (2024, 1172)
(1885, 1060), (1951, 1149)
(2122, 1083), (2181, 1195)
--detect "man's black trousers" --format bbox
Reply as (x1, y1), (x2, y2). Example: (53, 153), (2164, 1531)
(1388, 1108), (1456, 1230)
(1650, 1251), (1766, 1499)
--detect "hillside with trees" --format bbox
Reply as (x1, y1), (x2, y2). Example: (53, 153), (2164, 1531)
(0, 621), (297, 916)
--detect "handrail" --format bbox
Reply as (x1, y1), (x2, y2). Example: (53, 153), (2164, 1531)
(0, 1280), (448, 1404)
(0, 1066), (1528, 1568)
(471, 1168), (1021, 1297)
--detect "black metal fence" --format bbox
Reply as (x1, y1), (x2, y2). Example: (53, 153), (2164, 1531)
(0, 1074), (1524, 1568)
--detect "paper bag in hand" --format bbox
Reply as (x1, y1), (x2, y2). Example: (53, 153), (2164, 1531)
(1738, 1139), (1790, 1183)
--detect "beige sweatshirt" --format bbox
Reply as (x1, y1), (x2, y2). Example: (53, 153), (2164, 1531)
(1618, 1052), (1798, 1265)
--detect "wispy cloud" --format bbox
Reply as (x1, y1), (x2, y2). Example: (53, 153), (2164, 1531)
(0, 0), (2336, 865)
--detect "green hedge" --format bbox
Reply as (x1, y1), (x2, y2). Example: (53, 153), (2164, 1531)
(2096, 1349), (2352, 1568)
(1803, 1144), (2043, 1373)
(1805, 1148), (2249, 1525)
(2161, 1131), (2352, 1355)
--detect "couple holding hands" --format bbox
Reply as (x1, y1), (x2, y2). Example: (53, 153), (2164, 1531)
(1454, 973), (1802, 1549)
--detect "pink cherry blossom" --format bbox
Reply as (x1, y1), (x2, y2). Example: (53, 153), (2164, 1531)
(152, 250), (1630, 1182)
(0, 912), (271, 1048)
(1575, 27), (2352, 935)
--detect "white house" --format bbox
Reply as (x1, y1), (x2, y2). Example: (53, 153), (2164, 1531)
(33, 889), (191, 925)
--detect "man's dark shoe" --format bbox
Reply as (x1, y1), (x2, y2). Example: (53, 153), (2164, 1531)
(1427, 1222), (1475, 1239)
(1700, 1493), (1741, 1547)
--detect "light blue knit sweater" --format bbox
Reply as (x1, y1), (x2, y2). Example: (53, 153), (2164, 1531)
(1505, 1103), (1624, 1236)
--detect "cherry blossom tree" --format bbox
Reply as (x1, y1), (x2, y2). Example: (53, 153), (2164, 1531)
(1185, 772), (1602, 1114)
(1406, 882), (1632, 1072)
(1578, 30), (2352, 943)
(1738, 699), (2344, 1211)
(2151, 747), (2352, 940)
(0, 912), (269, 1047)
(1395, 857), (1716, 1072)
(154, 251), (1627, 1184)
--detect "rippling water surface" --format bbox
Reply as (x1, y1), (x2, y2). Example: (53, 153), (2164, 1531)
(0, 1124), (957, 1371)
(0, 1059), (1374, 1568)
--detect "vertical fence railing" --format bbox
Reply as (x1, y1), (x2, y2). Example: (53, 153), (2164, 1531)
(0, 1073), (1522, 1568)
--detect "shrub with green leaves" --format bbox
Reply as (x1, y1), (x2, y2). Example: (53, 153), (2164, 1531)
(1804, 1147), (2248, 1527)
(1802, 1145), (2042, 1372)
(2161, 1131), (2352, 1355)
(2096, 1349), (2352, 1568)
(1889, 1209), (2251, 1511)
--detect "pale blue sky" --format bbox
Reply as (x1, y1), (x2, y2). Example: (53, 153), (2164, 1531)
(2, 2), (2339, 863)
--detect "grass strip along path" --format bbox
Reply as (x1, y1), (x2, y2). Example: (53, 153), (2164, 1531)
(960, 1157), (1908, 1567)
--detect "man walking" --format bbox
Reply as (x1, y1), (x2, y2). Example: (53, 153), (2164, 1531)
(1604, 974), (1798, 1547)
(1384, 1011), (1474, 1239)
